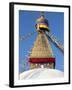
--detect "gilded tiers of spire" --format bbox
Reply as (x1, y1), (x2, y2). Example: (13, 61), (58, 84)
(30, 33), (54, 58)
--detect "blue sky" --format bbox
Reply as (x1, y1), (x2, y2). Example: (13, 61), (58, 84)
(19, 10), (64, 73)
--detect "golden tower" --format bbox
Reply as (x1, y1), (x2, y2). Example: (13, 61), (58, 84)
(29, 14), (55, 69)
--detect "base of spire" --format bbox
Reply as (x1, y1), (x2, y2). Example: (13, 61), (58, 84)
(29, 58), (55, 63)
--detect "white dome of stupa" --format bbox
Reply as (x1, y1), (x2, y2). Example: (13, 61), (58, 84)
(20, 68), (64, 80)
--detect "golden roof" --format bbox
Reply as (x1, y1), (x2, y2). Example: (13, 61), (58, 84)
(30, 33), (54, 58)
